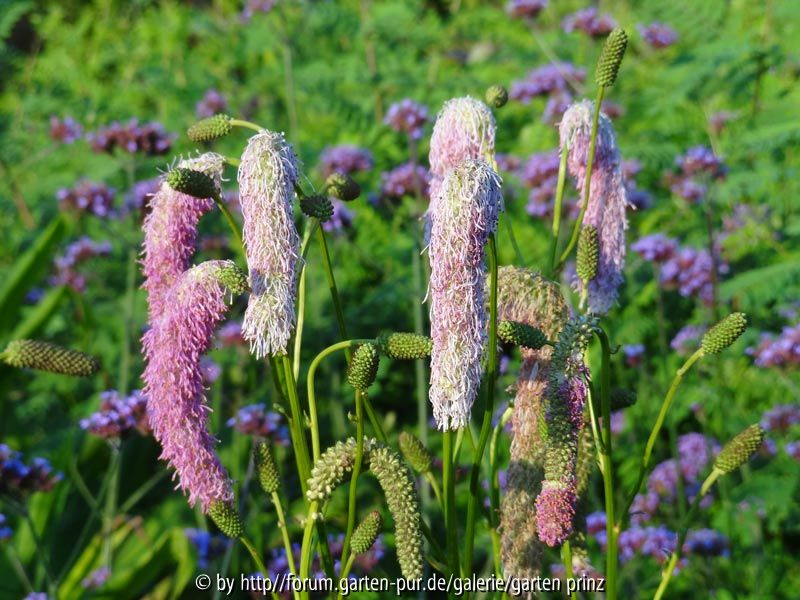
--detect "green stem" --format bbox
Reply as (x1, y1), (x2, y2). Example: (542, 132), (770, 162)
(317, 226), (349, 354)
(281, 354), (312, 494)
(307, 339), (374, 462)
(11, 502), (55, 595)
(293, 222), (318, 380)
(336, 554), (358, 600)
(489, 407), (512, 577)
(549, 141), (570, 276)
(118, 468), (168, 514)
(4, 544), (34, 593)
(424, 472), (444, 509)
(559, 88), (605, 266)
(503, 214), (525, 265)
(442, 429), (460, 580)
(102, 443), (121, 571)
(463, 235), (499, 574)
(562, 540), (576, 600)
(653, 470), (721, 600)
(340, 390), (365, 573)
(271, 491), (297, 575)
(239, 535), (275, 600)
(211, 193), (243, 250)
(229, 118), (264, 132)
(619, 349), (704, 525)
(299, 501), (320, 582)
(419, 518), (448, 570)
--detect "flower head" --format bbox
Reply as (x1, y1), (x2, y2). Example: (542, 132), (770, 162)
(384, 99), (429, 139)
(319, 145), (373, 177)
(238, 131), (301, 358)
(428, 159), (502, 430)
(638, 22), (678, 49)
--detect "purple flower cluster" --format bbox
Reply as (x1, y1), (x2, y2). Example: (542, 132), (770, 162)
(125, 177), (161, 216)
(670, 325), (706, 356)
(49, 116), (83, 144)
(319, 145), (373, 177)
(218, 321), (246, 347)
(562, 7), (616, 37)
(227, 404), (289, 444)
(0, 444), (62, 495)
(196, 89), (228, 118)
(51, 237), (112, 292)
(322, 199), (355, 234)
(509, 62), (586, 121)
(587, 513), (684, 570)
(241, 0), (277, 22)
(623, 344), (645, 367)
(760, 404), (800, 433)
(81, 567), (111, 590)
(0, 514), (12, 540)
(80, 390), (150, 439)
(685, 529), (729, 557)
(513, 150), (577, 219)
(785, 441), (800, 461)
(506, 0), (547, 20)
(87, 119), (174, 155)
(57, 180), (115, 217)
(200, 357), (221, 385)
(380, 163), (431, 200)
(638, 22), (678, 49)
(749, 325), (800, 369)
(708, 111), (737, 135)
(185, 528), (228, 568)
(632, 234), (679, 263)
(622, 159), (652, 210)
(384, 99), (429, 140)
(666, 146), (726, 203)
(660, 246), (728, 305)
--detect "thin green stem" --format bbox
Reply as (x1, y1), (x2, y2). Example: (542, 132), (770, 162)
(559, 88), (605, 266)
(271, 491), (297, 575)
(336, 554), (358, 600)
(239, 536), (276, 600)
(317, 226), (349, 354)
(229, 118), (264, 132)
(619, 349), (705, 525)
(211, 193), (243, 250)
(653, 470), (721, 600)
(281, 354), (312, 494)
(340, 390), (365, 573)
(102, 443), (121, 571)
(562, 540), (576, 600)
(424, 472), (444, 509)
(503, 214), (525, 265)
(549, 141), (570, 276)
(488, 408), (512, 577)
(463, 235), (499, 574)
(442, 429), (460, 580)
(299, 501), (320, 582)
(12, 502), (55, 595)
(4, 544), (34, 593)
(419, 518), (448, 570)
(293, 222), (319, 379)
(119, 468), (168, 514)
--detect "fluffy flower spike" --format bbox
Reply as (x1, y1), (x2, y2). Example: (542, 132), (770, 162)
(428, 159), (502, 430)
(560, 101), (628, 314)
(238, 131), (301, 358)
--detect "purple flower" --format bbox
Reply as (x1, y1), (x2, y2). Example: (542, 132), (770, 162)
(586, 511), (607, 536)
(0, 445), (62, 495)
(670, 178), (707, 203)
(560, 100), (628, 314)
(86, 119), (174, 155)
(535, 481), (577, 546)
(24, 594), (50, 600)
(200, 357), (222, 385)
(632, 234), (678, 263)
(80, 389), (150, 439)
(196, 89), (228, 118)
(660, 246), (728, 305)
(750, 326), (800, 369)
(495, 154), (522, 172)
(506, 0), (547, 19)
(785, 441), (800, 461)
(238, 131), (301, 358)
(429, 96), (496, 201)
(678, 433), (718, 481)
(519, 151), (560, 187)
(142, 261), (237, 511)
(671, 325), (707, 356)
(562, 8), (616, 37)
(51, 237), (112, 292)
(0, 513), (11, 540)
(623, 344), (645, 367)
(227, 404), (289, 443)
(49, 116), (83, 144)
(322, 198), (355, 233)
(185, 528), (228, 567)
(685, 529), (729, 557)
(57, 180), (115, 217)
(81, 567), (111, 590)
(318, 145), (373, 177)
(125, 177), (160, 215)
(675, 146), (726, 179)
(218, 321), (246, 347)
(509, 63), (585, 104)
(760, 404), (800, 432)
(380, 163), (431, 200)
(428, 160), (502, 430)
(142, 153), (225, 321)
(638, 22), (678, 48)
(384, 99), (429, 140)
(241, 0), (277, 22)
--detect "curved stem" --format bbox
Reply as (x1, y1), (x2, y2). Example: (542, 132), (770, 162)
(340, 390), (365, 573)
(463, 235), (499, 574)
(229, 118), (264, 132)
(559, 88), (605, 266)
(306, 339), (374, 462)
(619, 349), (704, 525)
(549, 141), (570, 276)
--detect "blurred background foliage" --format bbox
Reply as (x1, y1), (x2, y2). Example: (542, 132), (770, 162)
(1, 0), (799, 598)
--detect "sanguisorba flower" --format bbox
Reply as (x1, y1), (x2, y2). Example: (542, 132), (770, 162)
(238, 130), (301, 358)
(560, 100), (628, 314)
(142, 152), (226, 320)
(142, 260), (239, 511)
(429, 96), (496, 201)
(428, 159), (502, 430)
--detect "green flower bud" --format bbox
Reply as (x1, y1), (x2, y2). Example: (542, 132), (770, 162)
(347, 344), (380, 391)
(350, 510), (383, 556)
(307, 438), (373, 502)
(714, 424), (764, 474)
(576, 225), (599, 284)
(187, 114), (233, 142)
(595, 28), (628, 88)
(300, 194), (334, 221)
(208, 501), (243, 538)
(368, 445), (424, 580)
(326, 172), (361, 202)
(485, 85), (509, 108)
(609, 387), (637, 410)
(254, 442), (280, 494)
(398, 431), (433, 473)
(215, 263), (250, 295)
(166, 168), (218, 199)
(1, 339), (99, 376)
(376, 332), (432, 360)
(498, 320), (548, 350)
(701, 312), (748, 355)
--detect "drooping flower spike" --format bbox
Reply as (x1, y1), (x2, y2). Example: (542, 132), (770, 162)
(142, 152), (226, 320)
(560, 100), (628, 314)
(238, 130), (301, 358)
(428, 159), (502, 430)
(142, 260), (243, 511)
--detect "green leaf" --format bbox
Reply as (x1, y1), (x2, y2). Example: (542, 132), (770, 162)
(9, 285), (68, 340)
(0, 215), (67, 336)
